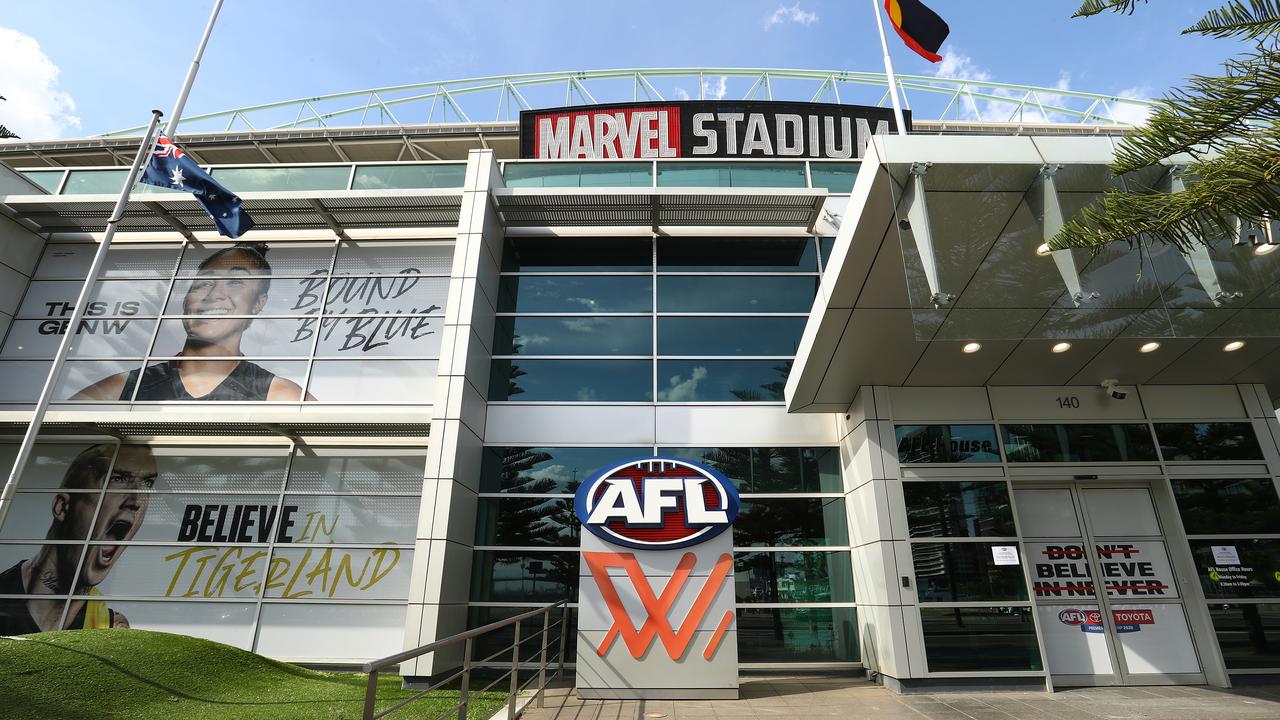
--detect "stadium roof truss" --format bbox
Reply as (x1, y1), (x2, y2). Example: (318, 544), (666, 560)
(100, 68), (1155, 137)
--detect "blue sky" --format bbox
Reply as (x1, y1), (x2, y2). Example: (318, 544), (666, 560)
(0, 1), (1241, 138)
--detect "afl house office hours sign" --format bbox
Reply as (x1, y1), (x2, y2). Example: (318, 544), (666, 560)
(574, 458), (740, 699)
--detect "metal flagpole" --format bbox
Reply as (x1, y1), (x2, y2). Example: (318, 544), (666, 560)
(871, 0), (909, 136)
(0, 0), (226, 532)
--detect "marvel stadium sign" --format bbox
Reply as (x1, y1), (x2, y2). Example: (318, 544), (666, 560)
(520, 100), (907, 160)
(574, 457), (739, 550)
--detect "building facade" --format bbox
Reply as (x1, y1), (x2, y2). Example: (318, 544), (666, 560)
(0, 72), (1278, 690)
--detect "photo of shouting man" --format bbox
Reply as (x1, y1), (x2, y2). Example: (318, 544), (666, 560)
(0, 444), (155, 634)
(71, 242), (314, 401)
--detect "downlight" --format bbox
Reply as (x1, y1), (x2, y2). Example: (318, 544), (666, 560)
(962, 342), (982, 354)
(1035, 243), (1052, 257)
(1223, 340), (1246, 352)
(1139, 342), (1161, 353)
(1051, 342), (1072, 353)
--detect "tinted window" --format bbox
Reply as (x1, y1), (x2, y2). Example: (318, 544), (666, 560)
(497, 276), (652, 313)
(501, 237), (652, 272)
(921, 607), (1042, 672)
(1190, 539), (1280, 599)
(896, 425), (1001, 463)
(657, 276), (817, 312)
(1209, 604), (1280, 669)
(734, 498), (848, 547)
(735, 551), (854, 603)
(478, 446), (644, 494)
(657, 237), (817, 272)
(737, 607), (858, 662)
(1172, 478), (1280, 535)
(475, 497), (578, 547)
(809, 163), (860, 193)
(494, 316), (651, 355)
(489, 359), (652, 401)
(1001, 424), (1157, 463)
(904, 481), (1016, 538)
(913, 543), (1029, 602)
(351, 164), (465, 189)
(504, 162), (652, 188)
(658, 317), (807, 356)
(818, 237), (836, 271)
(1156, 423), (1264, 461)
(657, 360), (791, 402)
(656, 162), (807, 188)
(659, 447), (841, 493)
(469, 551), (578, 603)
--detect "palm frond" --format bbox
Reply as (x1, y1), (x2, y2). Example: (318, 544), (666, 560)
(1074, 0), (1146, 18)
(1185, 0), (1280, 39)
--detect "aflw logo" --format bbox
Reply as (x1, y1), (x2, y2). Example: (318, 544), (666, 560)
(574, 458), (739, 550)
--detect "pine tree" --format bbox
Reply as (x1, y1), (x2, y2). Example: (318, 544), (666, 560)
(1051, 1), (1280, 252)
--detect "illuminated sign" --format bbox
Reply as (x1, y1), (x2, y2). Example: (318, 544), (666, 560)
(520, 101), (906, 160)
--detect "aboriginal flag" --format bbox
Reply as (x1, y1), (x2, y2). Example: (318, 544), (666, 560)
(885, 0), (950, 63)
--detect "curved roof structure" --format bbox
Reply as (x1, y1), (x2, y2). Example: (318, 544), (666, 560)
(102, 68), (1154, 136)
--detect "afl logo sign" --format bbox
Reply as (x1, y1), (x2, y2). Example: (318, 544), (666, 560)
(574, 458), (739, 550)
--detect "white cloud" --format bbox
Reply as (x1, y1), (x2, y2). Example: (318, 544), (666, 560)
(932, 48), (1079, 124)
(658, 366), (708, 402)
(673, 87), (691, 101)
(764, 3), (818, 30)
(0, 27), (79, 141)
(702, 76), (728, 100)
(1110, 86), (1154, 126)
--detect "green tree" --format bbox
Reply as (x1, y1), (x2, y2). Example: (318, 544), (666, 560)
(1051, 0), (1280, 252)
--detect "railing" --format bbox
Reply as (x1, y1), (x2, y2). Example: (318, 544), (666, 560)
(362, 600), (569, 720)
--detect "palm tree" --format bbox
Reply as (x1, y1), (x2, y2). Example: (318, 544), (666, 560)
(1051, 1), (1280, 252)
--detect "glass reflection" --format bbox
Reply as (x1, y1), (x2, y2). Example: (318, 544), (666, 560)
(734, 498), (848, 547)
(1156, 423), (1264, 461)
(498, 276), (652, 313)
(734, 551), (854, 603)
(1172, 478), (1280, 535)
(478, 447), (643, 494)
(657, 360), (792, 402)
(657, 237), (817, 272)
(469, 551), (578, 603)
(737, 607), (858, 662)
(489, 359), (652, 402)
(659, 447), (841, 493)
(1001, 424), (1157, 463)
(495, 316), (651, 355)
(502, 236), (652, 272)
(904, 481), (1016, 538)
(476, 497), (579, 547)
(912, 543), (1028, 602)
(920, 607), (1041, 671)
(658, 276), (817, 313)
(1209, 604), (1280, 669)
(895, 425), (1000, 464)
(658, 317), (807, 356)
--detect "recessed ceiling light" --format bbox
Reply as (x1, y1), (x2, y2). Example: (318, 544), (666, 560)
(1256, 244), (1278, 256)
(1223, 340), (1246, 352)
(1139, 341), (1161, 353)
(1051, 342), (1072, 353)
(962, 342), (982, 354)
(1035, 243), (1052, 257)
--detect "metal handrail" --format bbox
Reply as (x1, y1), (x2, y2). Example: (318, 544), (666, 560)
(362, 600), (570, 720)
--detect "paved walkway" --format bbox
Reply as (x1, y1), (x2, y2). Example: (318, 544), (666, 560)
(519, 676), (1280, 720)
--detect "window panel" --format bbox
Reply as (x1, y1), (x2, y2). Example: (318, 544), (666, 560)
(332, 241), (453, 275)
(656, 162), (807, 188)
(0, 442), (122, 490)
(818, 237), (836, 271)
(151, 318), (316, 357)
(20, 279), (169, 318)
(351, 164), (466, 190)
(1209, 604), (1280, 669)
(1001, 424), (1157, 463)
(734, 551), (854, 603)
(913, 543), (1029, 602)
(56, 360), (144, 401)
(255, 603), (406, 661)
(921, 607), (1042, 672)
(209, 166), (350, 192)
(501, 237), (652, 272)
(896, 425), (1001, 464)
(89, 601), (257, 648)
(262, 546), (412, 600)
(656, 237), (817, 272)
(1156, 423), (1264, 461)
(0, 361), (58, 402)
(498, 276), (652, 313)
(494, 316), (651, 356)
(475, 497), (579, 547)
(286, 449), (425, 494)
(1190, 539), (1280, 599)
(478, 447), (644, 494)
(904, 481), (1016, 538)
(489, 359), (652, 402)
(91, 544), (268, 599)
(657, 276), (817, 313)
(306, 360), (437, 403)
(121, 359), (309, 402)
(62, 169), (172, 195)
(150, 447), (289, 493)
(1172, 478), (1280, 535)
(176, 243), (334, 277)
(809, 163), (860, 193)
(504, 162), (653, 188)
(164, 277), (320, 317)
(657, 317), (807, 356)
(736, 607), (858, 662)
(468, 606), (579, 664)
(733, 498), (848, 547)
(2, 318), (157, 359)
(21, 169), (63, 193)
(659, 447), (841, 493)
(470, 551), (578, 603)
(323, 276), (448, 315)
(313, 316), (444, 357)
(657, 360), (791, 402)
(281, 494), (418, 545)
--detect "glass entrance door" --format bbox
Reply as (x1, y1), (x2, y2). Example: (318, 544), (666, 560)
(1015, 482), (1205, 686)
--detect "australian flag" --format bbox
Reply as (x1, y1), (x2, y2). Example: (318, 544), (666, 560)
(140, 134), (254, 237)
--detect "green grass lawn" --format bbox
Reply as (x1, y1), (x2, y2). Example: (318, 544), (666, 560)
(0, 630), (506, 720)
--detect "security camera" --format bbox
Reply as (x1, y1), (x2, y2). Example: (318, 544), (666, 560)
(1101, 379), (1127, 401)
(898, 218), (912, 231)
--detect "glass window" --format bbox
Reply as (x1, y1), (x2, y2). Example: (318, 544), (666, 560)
(656, 237), (817, 272)
(176, 242), (334, 277)
(1172, 478), (1280, 535)
(659, 447), (842, 493)
(502, 237), (652, 272)
(809, 163), (860, 193)
(904, 482), (1017, 538)
(209, 166), (350, 192)
(478, 447), (644, 494)
(913, 543), (1029, 602)
(20, 169), (63, 193)
(818, 237), (836, 272)
(489, 359), (652, 402)
(351, 164), (465, 189)
(657, 360), (791, 402)
(920, 607), (1042, 672)
(475, 497), (579, 547)
(498, 276), (652, 313)
(468, 606), (579, 664)
(658, 317), (807, 356)
(1190, 540), (1280, 599)
(469, 551), (578, 602)
(494, 316), (651, 356)
(734, 551), (854, 603)
(285, 449), (424, 494)
(1001, 424), (1158, 463)
(734, 498), (848, 547)
(657, 276), (817, 313)
(737, 607), (858, 662)
(1155, 423), (1264, 461)
(1209, 604), (1280, 669)
(504, 162), (652, 188)
(62, 170), (172, 195)
(896, 425), (1001, 464)
(332, 241), (453, 276)
(656, 162), (807, 188)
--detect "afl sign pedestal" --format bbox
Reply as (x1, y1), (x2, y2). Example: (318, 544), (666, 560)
(574, 458), (740, 700)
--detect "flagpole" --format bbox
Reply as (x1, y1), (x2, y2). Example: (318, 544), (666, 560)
(0, 0), (227, 532)
(872, 0), (909, 136)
